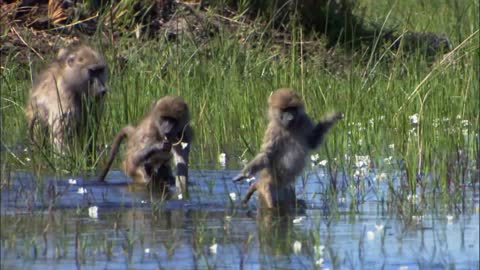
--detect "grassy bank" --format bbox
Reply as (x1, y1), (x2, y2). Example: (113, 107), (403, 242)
(1, 0), (478, 196)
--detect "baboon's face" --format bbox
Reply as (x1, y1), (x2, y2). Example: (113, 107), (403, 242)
(63, 47), (108, 98)
(157, 116), (181, 141)
(270, 105), (304, 129)
(278, 106), (302, 128)
(153, 96), (189, 141)
(268, 89), (304, 128)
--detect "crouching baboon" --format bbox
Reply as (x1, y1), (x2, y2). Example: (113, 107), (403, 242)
(26, 44), (108, 151)
(234, 88), (342, 210)
(98, 96), (192, 197)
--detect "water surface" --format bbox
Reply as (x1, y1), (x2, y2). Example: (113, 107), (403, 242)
(1, 167), (479, 269)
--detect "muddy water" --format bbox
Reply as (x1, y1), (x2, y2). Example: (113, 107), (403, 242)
(1, 168), (479, 269)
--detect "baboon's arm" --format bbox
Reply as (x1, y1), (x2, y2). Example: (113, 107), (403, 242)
(131, 141), (171, 168)
(241, 182), (258, 205)
(233, 141), (275, 182)
(307, 112), (342, 149)
(173, 125), (192, 198)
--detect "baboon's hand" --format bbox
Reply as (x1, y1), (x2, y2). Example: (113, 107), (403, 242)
(160, 140), (172, 152)
(233, 173), (247, 182)
(322, 111), (343, 123)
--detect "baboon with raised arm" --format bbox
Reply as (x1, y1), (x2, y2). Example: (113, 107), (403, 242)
(234, 88), (342, 210)
(98, 96), (192, 196)
(26, 44), (108, 150)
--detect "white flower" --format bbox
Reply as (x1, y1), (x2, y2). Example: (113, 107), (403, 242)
(407, 194), (419, 202)
(388, 144), (395, 150)
(293, 241), (302, 254)
(292, 216), (305, 224)
(358, 139), (363, 145)
(442, 117), (449, 122)
(88, 206), (98, 219)
(354, 167), (368, 178)
(355, 155), (370, 168)
(25, 157), (31, 162)
(318, 160), (328, 166)
(310, 154), (320, 163)
(77, 187), (87, 194)
(368, 118), (374, 126)
(433, 118), (440, 127)
(412, 215), (423, 223)
(461, 119), (469, 127)
(338, 197), (346, 204)
(68, 179), (77, 185)
(246, 176), (255, 183)
(409, 114), (419, 125)
(375, 224), (384, 231)
(379, 115), (385, 121)
(456, 114), (462, 120)
(141, 200), (146, 204)
(177, 193), (183, 200)
(225, 216), (232, 221)
(384, 156), (393, 163)
(315, 258), (324, 266)
(366, 231), (375, 240)
(446, 215), (454, 222)
(209, 243), (218, 254)
(229, 192), (237, 201)
(181, 142), (189, 149)
(314, 245), (325, 256)
(218, 153), (227, 167)
(377, 172), (387, 181)
(144, 248), (150, 254)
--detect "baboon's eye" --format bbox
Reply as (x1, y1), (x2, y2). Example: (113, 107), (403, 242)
(159, 117), (177, 137)
(89, 66), (105, 77)
(282, 107), (298, 115)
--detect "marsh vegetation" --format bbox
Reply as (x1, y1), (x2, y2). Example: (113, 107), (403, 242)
(1, 0), (479, 269)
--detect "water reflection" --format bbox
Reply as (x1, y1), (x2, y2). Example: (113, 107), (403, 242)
(1, 168), (479, 269)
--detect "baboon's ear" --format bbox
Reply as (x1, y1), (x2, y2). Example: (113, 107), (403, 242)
(66, 54), (75, 67)
(57, 48), (69, 60)
(151, 100), (159, 110)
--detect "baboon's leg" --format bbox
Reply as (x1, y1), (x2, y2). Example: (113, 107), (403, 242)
(241, 182), (258, 205)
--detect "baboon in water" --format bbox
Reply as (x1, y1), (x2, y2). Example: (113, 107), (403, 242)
(98, 96), (192, 196)
(25, 44), (108, 150)
(234, 88), (342, 210)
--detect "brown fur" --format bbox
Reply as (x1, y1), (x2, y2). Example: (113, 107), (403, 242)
(268, 88), (304, 110)
(98, 96), (192, 195)
(234, 88), (342, 210)
(26, 45), (108, 150)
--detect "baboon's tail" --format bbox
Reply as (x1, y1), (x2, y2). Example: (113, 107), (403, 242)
(98, 125), (135, 182)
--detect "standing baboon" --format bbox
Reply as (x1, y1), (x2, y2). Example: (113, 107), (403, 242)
(98, 96), (192, 196)
(234, 88), (342, 210)
(26, 44), (108, 150)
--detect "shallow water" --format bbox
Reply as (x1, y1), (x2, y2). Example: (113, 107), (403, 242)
(1, 167), (479, 270)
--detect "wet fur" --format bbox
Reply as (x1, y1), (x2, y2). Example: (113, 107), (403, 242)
(26, 45), (108, 150)
(98, 96), (192, 195)
(235, 88), (341, 209)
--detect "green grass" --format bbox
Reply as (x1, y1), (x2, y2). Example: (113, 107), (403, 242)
(0, 0), (478, 201)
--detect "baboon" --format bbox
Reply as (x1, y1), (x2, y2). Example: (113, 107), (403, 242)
(26, 44), (108, 150)
(98, 96), (192, 196)
(234, 88), (342, 210)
